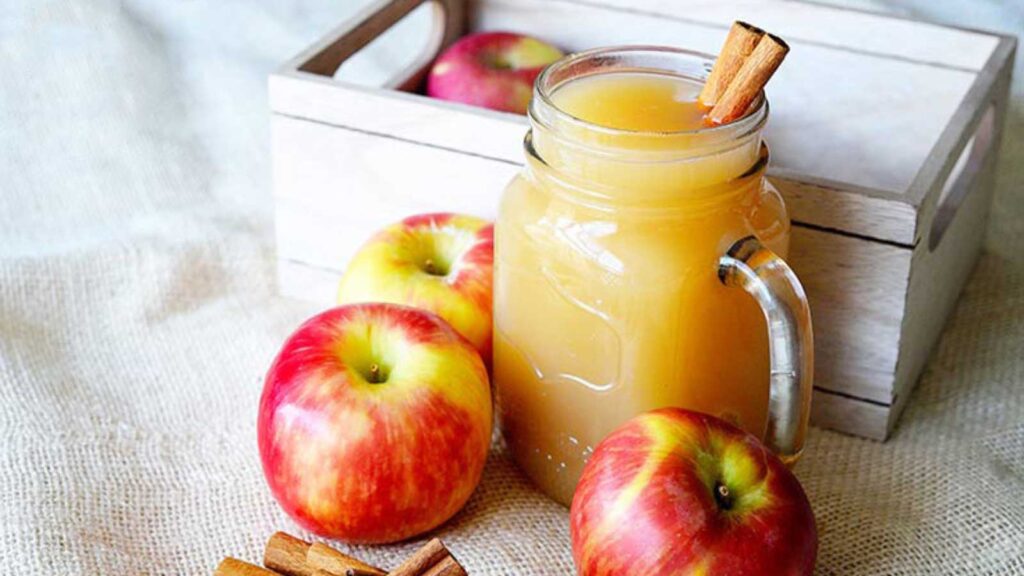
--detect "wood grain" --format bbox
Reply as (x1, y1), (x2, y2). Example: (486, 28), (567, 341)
(788, 226), (911, 404)
(810, 390), (890, 441)
(769, 171), (918, 246)
(271, 114), (518, 273)
(269, 71), (526, 163)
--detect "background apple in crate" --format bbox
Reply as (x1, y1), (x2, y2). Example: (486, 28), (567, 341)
(269, 0), (1016, 441)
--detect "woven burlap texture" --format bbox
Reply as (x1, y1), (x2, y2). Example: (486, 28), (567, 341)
(1, 0), (1022, 574)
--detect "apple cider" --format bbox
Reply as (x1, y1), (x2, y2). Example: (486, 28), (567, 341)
(493, 47), (813, 506)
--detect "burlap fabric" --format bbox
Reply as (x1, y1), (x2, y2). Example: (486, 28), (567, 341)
(1, 1), (1022, 574)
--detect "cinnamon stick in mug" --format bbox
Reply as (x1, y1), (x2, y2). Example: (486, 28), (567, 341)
(698, 21), (765, 107)
(706, 33), (790, 125)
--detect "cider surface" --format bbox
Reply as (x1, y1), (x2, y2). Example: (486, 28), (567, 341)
(551, 72), (708, 132)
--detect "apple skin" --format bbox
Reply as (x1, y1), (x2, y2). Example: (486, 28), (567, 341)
(570, 408), (816, 576)
(257, 303), (492, 543)
(337, 213), (494, 364)
(426, 31), (563, 114)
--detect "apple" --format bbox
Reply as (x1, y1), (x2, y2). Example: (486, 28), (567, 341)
(570, 408), (817, 576)
(426, 31), (563, 114)
(337, 213), (494, 363)
(257, 303), (492, 543)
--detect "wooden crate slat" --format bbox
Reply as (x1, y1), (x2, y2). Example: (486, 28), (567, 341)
(790, 226), (910, 404)
(278, 259), (342, 305)
(771, 173), (918, 246)
(810, 389), (890, 441)
(271, 114), (520, 270)
(536, 0), (999, 71)
(269, 72), (526, 163)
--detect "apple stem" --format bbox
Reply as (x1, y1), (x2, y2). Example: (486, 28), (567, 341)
(368, 363), (381, 383)
(715, 482), (734, 511)
(424, 258), (436, 275)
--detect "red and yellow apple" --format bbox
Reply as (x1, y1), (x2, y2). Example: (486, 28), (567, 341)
(257, 303), (492, 543)
(337, 213), (494, 363)
(571, 408), (817, 576)
(426, 31), (563, 114)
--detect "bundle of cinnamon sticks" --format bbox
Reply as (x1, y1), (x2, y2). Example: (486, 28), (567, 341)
(700, 21), (790, 126)
(214, 532), (467, 576)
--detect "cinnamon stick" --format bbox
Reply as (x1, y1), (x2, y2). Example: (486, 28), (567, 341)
(215, 557), (283, 576)
(389, 539), (449, 576)
(307, 542), (386, 576)
(265, 532), (314, 576)
(421, 556), (466, 576)
(344, 569), (382, 576)
(699, 21), (764, 108)
(706, 33), (789, 126)
(311, 570), (378, 576)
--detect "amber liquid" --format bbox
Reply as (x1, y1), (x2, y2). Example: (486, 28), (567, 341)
(494, 72), (791, 505)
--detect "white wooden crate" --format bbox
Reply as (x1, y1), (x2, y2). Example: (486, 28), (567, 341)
(269, 0), (1016, 440)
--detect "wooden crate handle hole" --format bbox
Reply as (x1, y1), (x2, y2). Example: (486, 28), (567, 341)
(296, 0), (466, 90)
(928, 103), (996, 251)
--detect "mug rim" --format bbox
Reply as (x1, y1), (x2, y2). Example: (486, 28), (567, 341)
(530, 45), (769, 140)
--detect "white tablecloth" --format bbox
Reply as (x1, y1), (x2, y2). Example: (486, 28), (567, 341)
(1, 1), (1022, 574)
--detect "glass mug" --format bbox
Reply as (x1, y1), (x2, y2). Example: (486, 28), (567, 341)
(493, 46), (813, 506)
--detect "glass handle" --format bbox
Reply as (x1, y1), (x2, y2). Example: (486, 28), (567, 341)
(718, 236), (813, 464)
